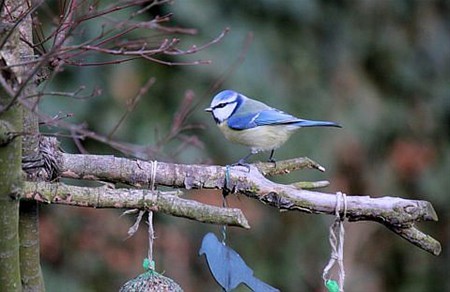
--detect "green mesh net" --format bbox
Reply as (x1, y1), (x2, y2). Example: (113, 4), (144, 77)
(119, 271), (183, 292)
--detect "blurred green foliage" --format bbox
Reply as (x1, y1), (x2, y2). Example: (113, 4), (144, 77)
(38, 1), (449, 291)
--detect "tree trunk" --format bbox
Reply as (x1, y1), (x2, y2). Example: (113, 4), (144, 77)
(0, 0), (41, 290)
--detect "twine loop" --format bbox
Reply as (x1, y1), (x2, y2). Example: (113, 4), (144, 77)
(221, 165), (231, 244)
(323, 191), (347, 292)
(147, 160), (158, 270)
(149, 160), (158, 190)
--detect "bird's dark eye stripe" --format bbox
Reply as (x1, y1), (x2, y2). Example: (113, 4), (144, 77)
(213, 103), (227, 109)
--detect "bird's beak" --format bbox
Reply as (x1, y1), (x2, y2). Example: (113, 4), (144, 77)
(204, 107), (212, 112)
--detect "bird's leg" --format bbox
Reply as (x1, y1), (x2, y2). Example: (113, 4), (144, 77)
(268, 149), (276, 163)
(235, 151), (254, 165)
(232, 151), (255, 172)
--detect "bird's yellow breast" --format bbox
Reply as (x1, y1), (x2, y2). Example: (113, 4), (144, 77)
(217, 122), (297, 152)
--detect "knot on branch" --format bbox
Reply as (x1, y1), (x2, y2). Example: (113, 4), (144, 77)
(22, 137), (60, 180)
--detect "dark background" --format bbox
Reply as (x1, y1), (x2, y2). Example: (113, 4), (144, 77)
(38, 1), (449, 291)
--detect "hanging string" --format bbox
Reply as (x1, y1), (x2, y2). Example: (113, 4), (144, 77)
(145, 211), (155, 272)
(149, 160), (158, 191)
(322, 191), (347, 292)
(146, 161), (158, 271)
(221, 165), (231, 244)
(221, 190), (229, 244)
(125, 160), (158, 236)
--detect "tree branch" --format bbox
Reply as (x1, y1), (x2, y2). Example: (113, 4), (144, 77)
(21, 181), (250, 229)
(50, 147), (440, 256)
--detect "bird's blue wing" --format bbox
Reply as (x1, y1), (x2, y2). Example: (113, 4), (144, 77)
(227, 109), (299, 130)
(226, 112), (260, 130)
(253, 109), (300, 126)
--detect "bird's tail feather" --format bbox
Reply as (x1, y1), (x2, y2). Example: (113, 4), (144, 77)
(294, 119), (341, 128)
(244, 276), (280, 292)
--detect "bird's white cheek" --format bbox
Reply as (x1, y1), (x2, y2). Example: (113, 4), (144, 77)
(213, 105), (236, 122)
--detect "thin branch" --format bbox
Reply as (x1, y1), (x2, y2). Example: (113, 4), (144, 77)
(52, 0), (77, 47)
(31, 89), (203, 161)
(181, 30), (252, 122)
(387, 226), (441, 256)
(0, 1), (42, 50)
(0, 42), (64, 113)
(22, 181), (250, 228)
(208, 31), (253, 95)
(140, 54), (210, 66)
(56, 27), (228, 67)
(155, 90), (198, 150)
(66, 39), (179, 56)
(61, 56), (140, 67)
(253, 157), (326, 175)
(74, 0), (157, 23)
(163, 27), (230, 56)
(107, 77), (155, 139)
(26, 86), (102, 100)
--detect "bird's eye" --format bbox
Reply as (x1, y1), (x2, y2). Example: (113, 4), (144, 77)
(214, 103), (227, 109)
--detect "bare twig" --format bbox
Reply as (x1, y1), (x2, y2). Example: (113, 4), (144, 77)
(181, 30), (252, 123)
(26, 86), (102, 100)
(253, 157), (326, 175)
(22, 181), (250, 228)
(107, 77), (155, 139)
(155, 90), (201, 150)
(208, 31), (253, 94)
(0, 1), (42, 50)
(52, 0), (77, 47)
(53, 21), (228, 67)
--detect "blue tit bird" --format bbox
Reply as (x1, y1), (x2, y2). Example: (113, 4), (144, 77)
(205, 90), (341, 164)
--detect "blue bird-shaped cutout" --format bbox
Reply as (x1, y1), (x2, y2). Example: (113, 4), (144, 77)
(199, 233), (280, 292)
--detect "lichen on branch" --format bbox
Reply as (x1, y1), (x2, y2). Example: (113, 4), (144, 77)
(22, 181), (249, 228)
(22, 138), (441, 256)
(51, 147), (441, 255)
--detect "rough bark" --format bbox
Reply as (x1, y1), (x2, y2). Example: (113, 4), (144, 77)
(0, 0), (25, 288)
(22, 181), (250, 228)
(25, 143), (440, 256)
(18, 1), (46, 290)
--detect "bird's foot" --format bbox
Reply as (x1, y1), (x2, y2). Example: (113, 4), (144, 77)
(231, 159), (251, 172)
(268, 150), (277, 166)
(267, 158), (277, 167)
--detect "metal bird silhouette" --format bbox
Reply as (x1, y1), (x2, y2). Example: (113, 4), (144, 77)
(199, 233), (279, 292)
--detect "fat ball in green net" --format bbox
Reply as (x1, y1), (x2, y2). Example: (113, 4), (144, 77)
(119, 271), (183, 292)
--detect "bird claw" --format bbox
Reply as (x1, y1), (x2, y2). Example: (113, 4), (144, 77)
(268, 149), (276, 164)
(267, 158), (277, 167)
(231, 160), (251, 172)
